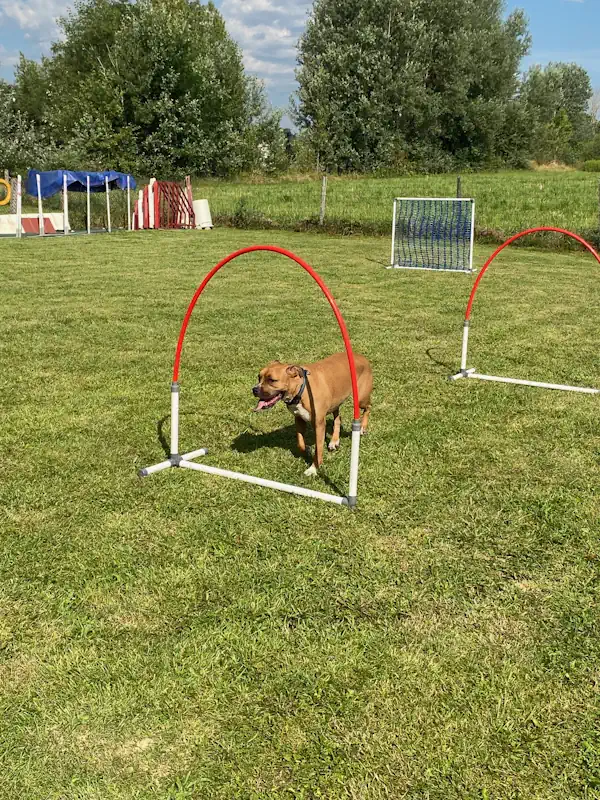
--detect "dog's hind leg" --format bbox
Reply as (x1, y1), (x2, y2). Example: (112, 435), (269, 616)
(360, 395), (372, 434)
(328, 407), (341, 451)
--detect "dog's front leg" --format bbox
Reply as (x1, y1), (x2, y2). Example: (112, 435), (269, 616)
(305, 415), (325, 477)
(295, 417), (308, 456)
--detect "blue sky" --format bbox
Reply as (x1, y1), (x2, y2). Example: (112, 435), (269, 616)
(0, 0), (598, 118)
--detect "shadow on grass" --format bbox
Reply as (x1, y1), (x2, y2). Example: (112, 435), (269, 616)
(426, 347), (456, 374)
(232, 423), (348, 497)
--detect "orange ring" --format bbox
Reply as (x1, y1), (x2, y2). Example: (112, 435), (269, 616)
(0, 178), (11, 206)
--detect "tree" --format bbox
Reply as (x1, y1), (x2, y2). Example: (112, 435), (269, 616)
(11, 0), (282, 176)
(520, 63), (594, 162)
(294, 0), (531, 172)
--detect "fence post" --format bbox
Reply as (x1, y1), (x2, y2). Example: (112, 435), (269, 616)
(319, 175), (328, 226)
(457, 175), (462, 199)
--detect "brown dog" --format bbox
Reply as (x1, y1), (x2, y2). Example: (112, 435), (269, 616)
(252, 352), (373, 476)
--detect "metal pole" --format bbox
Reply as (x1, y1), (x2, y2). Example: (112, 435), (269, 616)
(87, 176), (91, 235)
(105, 176), (112, 233)
(319, 174), (328, 226)
(36, 174), (44, 236)
(469, 200), (476, 273)
(390, 199), (398, 267)
(127, 175), (132, 231)
(63, 173), (70, 235)
(16, 175), (22, 239)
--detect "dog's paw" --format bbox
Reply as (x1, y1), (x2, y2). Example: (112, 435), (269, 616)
(328, 440), (340, 451)
(360, 428), (368, 436)
(304, 464), (318, 477)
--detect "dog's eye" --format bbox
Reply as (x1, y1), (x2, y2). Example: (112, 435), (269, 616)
(268, 377), (277, 384)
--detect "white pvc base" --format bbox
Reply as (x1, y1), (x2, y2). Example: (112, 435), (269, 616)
(140, 448), (349, 506)
(387, 264), (472, 273)
(450, 368), (600, 395)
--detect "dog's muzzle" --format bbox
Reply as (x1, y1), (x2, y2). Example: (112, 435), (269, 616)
(252, 385), (260, 397)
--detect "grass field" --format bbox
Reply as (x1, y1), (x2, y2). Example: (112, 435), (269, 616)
(2, 228), (600, 798)
(194, 170), (600, 246)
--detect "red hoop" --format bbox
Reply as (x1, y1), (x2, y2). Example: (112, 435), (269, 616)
(465, 227), (600, 321)
(172, 246), (361, 420)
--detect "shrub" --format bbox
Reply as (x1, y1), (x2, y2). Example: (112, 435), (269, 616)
(582, 160), (600, 172)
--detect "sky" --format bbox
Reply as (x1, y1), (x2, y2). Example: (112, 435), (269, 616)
(0, 0), (598, 123)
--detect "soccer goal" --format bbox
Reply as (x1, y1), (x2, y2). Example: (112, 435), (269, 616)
(390, 197), (475, 273)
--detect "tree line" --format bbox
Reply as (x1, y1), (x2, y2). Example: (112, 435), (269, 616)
(1, 0), (599, 177)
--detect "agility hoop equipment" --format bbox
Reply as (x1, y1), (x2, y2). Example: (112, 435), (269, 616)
(451, 227), (600, 394)
(389, 197), (475, 272)
(0, 178), (11, 207)
(140, 246), (363, 508)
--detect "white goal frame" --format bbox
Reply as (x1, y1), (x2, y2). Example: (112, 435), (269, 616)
(390, 197), (475, 273)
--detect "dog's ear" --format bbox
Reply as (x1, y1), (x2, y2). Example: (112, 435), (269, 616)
(286, 365), (303, 378)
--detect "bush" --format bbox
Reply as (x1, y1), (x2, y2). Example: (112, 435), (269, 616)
(582, 160), (600, 172)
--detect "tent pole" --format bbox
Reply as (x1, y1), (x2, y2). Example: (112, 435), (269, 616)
(127, 175), (132, 231)
(105, 176), (112, 233)
(87, 176), (91, 235)
(36, 174), (44, 236)
(63, 173), (70, 235)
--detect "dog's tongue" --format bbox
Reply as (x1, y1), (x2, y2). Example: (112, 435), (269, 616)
(253, 394), (282, 412)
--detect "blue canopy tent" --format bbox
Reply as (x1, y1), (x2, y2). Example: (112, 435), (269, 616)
(27, 169), (137, 235)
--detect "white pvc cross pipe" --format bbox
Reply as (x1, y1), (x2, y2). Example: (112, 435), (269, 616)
(36, 174), (44, 236)
(180, 460), (348, 506)
(469, 373), (600, 395)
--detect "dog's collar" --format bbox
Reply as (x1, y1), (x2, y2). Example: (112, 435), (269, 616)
(285, 369), (310, 406)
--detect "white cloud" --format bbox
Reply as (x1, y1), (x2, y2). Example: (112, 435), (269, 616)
(219, 0), (312, 106)
(0, 0), (69, 31)
(0, 44), (19, 68)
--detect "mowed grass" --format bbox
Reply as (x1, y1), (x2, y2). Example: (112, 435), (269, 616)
(1, 228), (600, 799)
(195, 169), (600, 245)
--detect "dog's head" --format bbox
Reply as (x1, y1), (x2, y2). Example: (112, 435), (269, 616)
(252, 361), (305, 411)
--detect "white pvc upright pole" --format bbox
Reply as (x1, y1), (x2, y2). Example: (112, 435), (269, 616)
(63, 173), (70, 235)
(127, 175), (132, 231)
(36, 174), (44, 236)
(390, 199), (397, 267)
(105, 176), (112, 233)
(348, 421), (361, 509)
(16, 175), (22, 239)
(460, 321), (470, 372)
(171, 383), (180, 457)
(87, 176), (91, 235)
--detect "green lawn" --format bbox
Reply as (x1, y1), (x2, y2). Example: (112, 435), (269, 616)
(194, 170), (600, 246)
(1, 228), (600, 799)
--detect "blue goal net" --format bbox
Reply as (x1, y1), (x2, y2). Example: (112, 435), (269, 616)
(391, 198), (475, 273)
